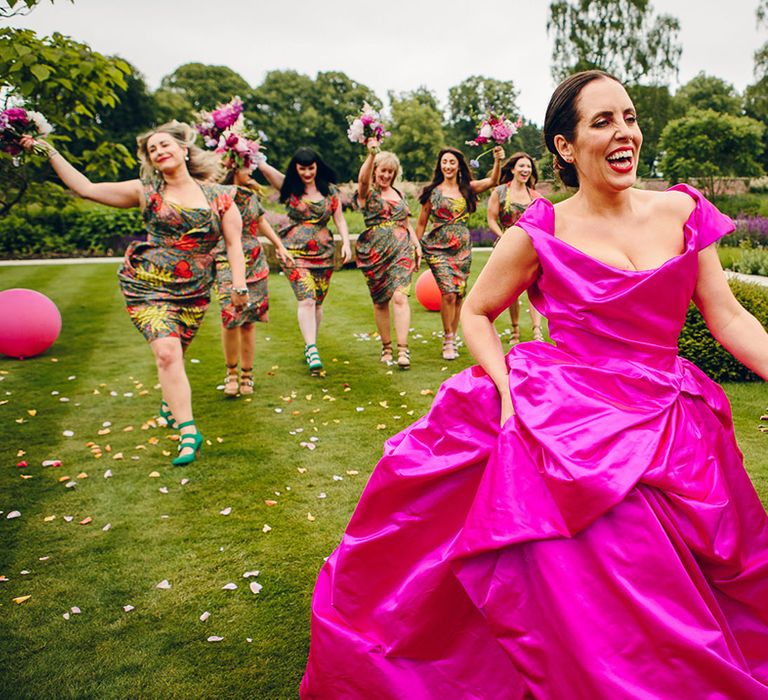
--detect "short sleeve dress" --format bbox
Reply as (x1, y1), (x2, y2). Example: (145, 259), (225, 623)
(421, 188), (472, 297)
(301, 185), (768, 699)
(214, 185), (269, 328)
(279, 185), (340, 305)
(355, 187), (415, 304)
(495, 183), (543, 231)
(118, 179), (234, 349)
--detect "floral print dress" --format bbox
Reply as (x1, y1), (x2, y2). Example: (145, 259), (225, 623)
(356, 187), (415, 304)
(279, 185), (339, 305)
(422, 188), (472, 297)
(118, 179), (233, 349)
(214, 185), (269, 328)
(495, 183), (543, 231)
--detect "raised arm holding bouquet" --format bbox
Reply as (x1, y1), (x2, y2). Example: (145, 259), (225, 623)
(20, 121), (247, 467)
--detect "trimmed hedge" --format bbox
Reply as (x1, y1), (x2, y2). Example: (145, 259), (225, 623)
(679, 279), (768, 381)
(0, 206), (142, 258)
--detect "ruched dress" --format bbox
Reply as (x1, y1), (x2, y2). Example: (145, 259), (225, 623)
(214, 185), (269, 327)
(301, 185), (768, 699)
(279, 186), (340, 305)
(118, 180), (234, 349)
(421, 188), (471, 297)
(356, 187), (415, 304)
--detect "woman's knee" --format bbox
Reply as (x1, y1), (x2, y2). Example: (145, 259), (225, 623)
(152, 340), (183, 370)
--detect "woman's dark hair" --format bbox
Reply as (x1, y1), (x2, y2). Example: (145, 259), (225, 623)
(419, 147), (478, 213)
(500, 152), (539, 189)
(280, 147), (337, 203)
(543, 69), (620, 188)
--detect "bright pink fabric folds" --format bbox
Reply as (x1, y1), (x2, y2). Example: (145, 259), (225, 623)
(301, 185), (768, 699)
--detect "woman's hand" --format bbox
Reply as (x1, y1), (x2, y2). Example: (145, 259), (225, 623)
(276, 244), (295, 268)
(413, 240), (422, 269)
(340, 240), (352, 264)
(230, 289), (248, 310)
(492, 145), (505, 162)
(366, 137), (380, 155)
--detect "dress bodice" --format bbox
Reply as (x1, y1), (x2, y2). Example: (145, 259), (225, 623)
(516, 184), (734, 371)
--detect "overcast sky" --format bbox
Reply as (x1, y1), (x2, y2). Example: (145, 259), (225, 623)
(6, 0), (765, 125)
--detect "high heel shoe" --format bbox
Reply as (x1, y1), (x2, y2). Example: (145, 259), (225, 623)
(396, 344), (411, 370)
(509, 324), (520, 345)
(305, 343), (323, 372)
(380, 341), (393, 364)
(533, 325), (544, 342)
(239, 367), (254, 395)
(158, 401), (177, 429)
(223, 363), (239, 397)
(442, 333), (459, 361)
(172, 420), (203, 467)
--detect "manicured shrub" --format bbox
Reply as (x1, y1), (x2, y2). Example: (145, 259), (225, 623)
(678, 279), (768, 381)
(731, 249), (768, 276)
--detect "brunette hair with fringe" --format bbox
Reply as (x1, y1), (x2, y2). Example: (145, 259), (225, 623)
(419, 147), (478, 213)
(499, 152), (539, 189)
(543, 69), (621, 188)
(280, 147), (337, 203)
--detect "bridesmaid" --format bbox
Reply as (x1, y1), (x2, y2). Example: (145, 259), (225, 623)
(215, 165), (294, 396)
(487, 152), (545, 343)
(256, 148), (352, 373)
(356, 138), (421, 369)
(415, 146), (503, 360)
(21, 121), (247, 466)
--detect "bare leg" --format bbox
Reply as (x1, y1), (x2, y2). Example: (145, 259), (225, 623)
(297, 299), (318, 345)
(315, 303), (324, 336)
(440, 293), (459, 360)
(239, 323), (256, 369)
(391, 291), (411, 347)
(220, 326), (239, 396)
(151, 337), (196, 454)
(373, 301), (393, 362)
(508, 299), (521, 344)
(530, 304), (544, 341)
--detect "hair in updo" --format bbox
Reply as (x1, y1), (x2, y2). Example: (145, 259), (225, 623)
(543, 69), (620, 188)
(136, 121), (222, 183)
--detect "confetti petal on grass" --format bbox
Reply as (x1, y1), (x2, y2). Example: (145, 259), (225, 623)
(297, 468), (307, 474)
(13, 595), (31, 604)
(19, 475), (33, 480)
(63, 516), (73, 522)
(274, 408), (283, 414)
(264, 500), (278, 507)
(79, 517), (92, 525)
(65, 481), (77, 489)
(243, 570), (260, 578)
(44, 515), (56, 522)
(27, 409), (37, 417)
(0, 576), (8, 582)
(159, 487), (169, 494)
(76, 472), (88, 479)
(62, 430), (74, 437)
(219, 507), (232, 516)
(123, 605), (134, 612)
(20, 570), (29, 575)
(318, 492), (327, 499)
(180, 478), (189, 486)
(149, 471), (160, 478)
(71, 606), (81, 614)
(7, 511), (20, 519)
(207, 636), (223, 642)
(332, 475), (343, 481)
(346, 470), (359, 476)
(199, 611), (210, 621)
(299, 442), (316, 451)
(249, 581), (263, 594)
(63, 612), (70, 620)
(104, 470), (113, 479)
(112, 453), (123, 460)
(307, 512), (316, 522)
(156, 579), (171, 589)
(222, 583), (238, 590)
(102, 523), (111, 532)
(58, 476), (70, 483)
(247, 637), (253, 643)
(262, 524), (272, 533)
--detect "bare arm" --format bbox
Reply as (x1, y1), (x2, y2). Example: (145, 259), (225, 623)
(415, 200), (432, 241)
(461, 227), (541, 424)
(257, 215), (294, 267)
(256, 161), (285, 190)
(221, 205), (248, 303)
(357, 139), (378, 204)
(22, 136), (141, 208)
(693, 246), (768, 379)
(487, 189), (504, 238)
(407, 220), (423, 268)
(332, 202), (352, 264)
(470, 146), (504, 194)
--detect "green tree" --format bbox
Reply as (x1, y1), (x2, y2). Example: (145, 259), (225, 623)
(0, 28), (133, 213)
(159, 63), (252, 112)
(627, 83), (674, 176)
(672, 72), (742, 117)
(387, 88), (445, 182)
(446, 76), (520, 147)
(658, 109), (765, 198)
(153, 88), (194, 124)
(547, 0), (681, 84)
(507, 121), (544, 161)
(0, 0), (70, 17)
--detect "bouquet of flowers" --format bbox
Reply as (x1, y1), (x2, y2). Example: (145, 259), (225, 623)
(466, 110), (522, 167)
(215, 129), (266, 171)
(346, 102), (390, 147)
(195, 96), (245, 148)
(0, 106), (54, 163)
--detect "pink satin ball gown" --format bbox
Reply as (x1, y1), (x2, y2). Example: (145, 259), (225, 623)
(301, 185), (768, 699)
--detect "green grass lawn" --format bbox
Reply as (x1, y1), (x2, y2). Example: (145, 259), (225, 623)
(0, 252), (766, 699)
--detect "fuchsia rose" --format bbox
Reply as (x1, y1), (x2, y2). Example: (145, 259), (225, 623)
(4, 107), (29, 125)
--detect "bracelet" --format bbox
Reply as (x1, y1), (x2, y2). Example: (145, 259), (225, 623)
(232, 286), (248, 295)
(46, 146), (59, 160)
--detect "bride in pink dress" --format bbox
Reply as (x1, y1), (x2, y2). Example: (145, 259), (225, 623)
(300, 71), (768, 699)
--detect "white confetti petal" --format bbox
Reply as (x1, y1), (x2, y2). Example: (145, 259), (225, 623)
(199, 611), (210, 622)
(63, 612), (70, 620)
(63, 515), (73, 522)
(20, 570), (29, 575)
(71, 606), (81, 614)
(103, 469), (113, 479)
(190, 358), (200, 364)
(180, 478), (189, 486)
(332, 475), (343, 481)
(249, 581), (263, 595)
(102, 421), (111, 428)
(207, 636), (223, 642)
(262, 524), (272, 533)
(246, 637), (253, 643)
(68, 375), (76, 381)
(222, 582), (238, 590)
(65, 481), (77, 489)
(155, 579), (171, 590)
(62, 430), (74, 437)
(274, 408), (283, 413)
(123, 605), (134, 612)
(318, 492), (327, 499)
(309, 437), (319, 443)
(6, 511), (20, 519)
(39, 556), (49, 561)
(243, 570), (260, 578)
(102, 523), (111, 532)
(60, 397), (70, 402)
(159, 486), (169, 494)
(51, 390), (59, 396)
(219, 507), (232, 516)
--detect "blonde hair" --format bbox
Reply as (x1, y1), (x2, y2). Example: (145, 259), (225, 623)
(136, 120), (222, 183)
(373, 150), (401, 184)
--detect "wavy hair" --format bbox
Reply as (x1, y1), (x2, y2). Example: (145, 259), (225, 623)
(419, 147), (477, 213)
(499, 152), (539, 189)
(136, 121), (222, 183)
(280, 147), (337, 203)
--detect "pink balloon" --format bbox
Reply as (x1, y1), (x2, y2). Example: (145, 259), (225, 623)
(415, 270), (442, 312)
(0, 288), (62, 359)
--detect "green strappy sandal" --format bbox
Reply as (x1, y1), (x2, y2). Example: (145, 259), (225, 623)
(172, 420), (203, 467)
